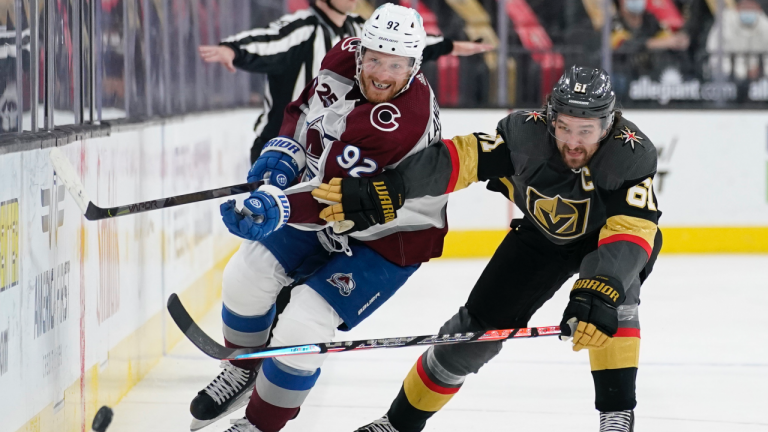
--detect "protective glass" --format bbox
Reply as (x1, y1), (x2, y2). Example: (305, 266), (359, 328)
(360, 48), (415, 80)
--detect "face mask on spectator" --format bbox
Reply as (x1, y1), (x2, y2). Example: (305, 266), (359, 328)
(624, 0), (646, 14)
(739, 10), (758, 26)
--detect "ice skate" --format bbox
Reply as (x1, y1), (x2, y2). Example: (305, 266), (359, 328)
(222, 417), (263, 432)
(600, 410), (634, 432)
(190, 361), (257, 431)
(354, 415), (400, 432)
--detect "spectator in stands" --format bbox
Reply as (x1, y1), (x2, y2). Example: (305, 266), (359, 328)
(611, 0), (691, 95)
(612, 0), (690, 52)
(706, 0), (768, 80)
(679, 0), (716, 78)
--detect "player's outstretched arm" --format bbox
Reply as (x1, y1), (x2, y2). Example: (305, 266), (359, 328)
(213, 16), (317, 74)
(311, 131), (514, 233)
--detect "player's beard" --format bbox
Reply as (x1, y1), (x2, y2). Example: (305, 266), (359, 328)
(360, 70), (408, 104)
(557, 143), (598, 169)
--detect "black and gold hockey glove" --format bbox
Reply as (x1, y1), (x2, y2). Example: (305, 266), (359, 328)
(311, 171), (405, 234)
(560, 275), (625, 351)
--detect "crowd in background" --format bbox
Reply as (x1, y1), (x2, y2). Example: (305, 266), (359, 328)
(1, 0), (767, 135)
(385, 0), (768, 107)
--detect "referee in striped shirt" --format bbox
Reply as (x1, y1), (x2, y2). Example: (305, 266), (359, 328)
(199, 0), (492, 163)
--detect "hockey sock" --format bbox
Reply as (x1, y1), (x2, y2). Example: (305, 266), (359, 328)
(590, 327), (640, 411)
(387, 348), (465, 432)
(222, 303), (276, 370)
(246, 358), (320, 432)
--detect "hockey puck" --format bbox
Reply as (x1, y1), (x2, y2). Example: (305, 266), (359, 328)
(92, 406), (113, 432)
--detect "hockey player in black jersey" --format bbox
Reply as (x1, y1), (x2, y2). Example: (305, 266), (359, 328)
(313, 66), (661, 432)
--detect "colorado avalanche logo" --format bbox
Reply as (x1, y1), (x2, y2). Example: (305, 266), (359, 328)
(370, 103), (401, 132)
(328, 273), (356, 296)
(341, 37), (361, 52)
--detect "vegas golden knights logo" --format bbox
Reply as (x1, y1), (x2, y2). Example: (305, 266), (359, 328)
(526, 187), (590, 239)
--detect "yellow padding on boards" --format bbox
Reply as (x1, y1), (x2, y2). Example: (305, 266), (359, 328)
(13, 244), (238, 432)
(439, 227), (768, 258)
(589, 337), (640, 371)
(440, 230), (508, 258)
(403, 363), (456, 412)
(661, 227), (768, 253)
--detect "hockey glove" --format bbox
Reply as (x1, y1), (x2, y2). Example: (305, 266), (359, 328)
(248, 137), (306, 189)
(311, 171), (405, 234)
(560, 275), (625, 352)
(220, 185), (290, 241)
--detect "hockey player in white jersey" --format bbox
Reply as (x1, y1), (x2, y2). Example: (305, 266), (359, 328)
(189, 5), (448, 432)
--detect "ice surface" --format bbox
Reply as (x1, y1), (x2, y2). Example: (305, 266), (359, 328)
(108, 255), (768, 431)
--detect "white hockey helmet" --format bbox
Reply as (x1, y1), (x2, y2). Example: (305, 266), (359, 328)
(356, 4), (427, 97)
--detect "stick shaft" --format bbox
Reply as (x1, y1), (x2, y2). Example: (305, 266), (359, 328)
(84, 182), (261, 220)
(166, 293), (560, 361)
(228, 326), (561, 361)
(50, 147), (262, 221)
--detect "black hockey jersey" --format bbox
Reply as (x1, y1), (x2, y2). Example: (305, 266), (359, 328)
(384, 110), (660, 304)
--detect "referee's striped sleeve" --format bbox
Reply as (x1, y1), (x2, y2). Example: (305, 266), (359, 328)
(220, 11), (317, 74)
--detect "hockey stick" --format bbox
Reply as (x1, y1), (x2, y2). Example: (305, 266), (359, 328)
(167, 293), (560, 361)
(49, 148), (262, 220)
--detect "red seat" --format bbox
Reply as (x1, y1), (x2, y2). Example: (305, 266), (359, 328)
(505, 0), (564, 104)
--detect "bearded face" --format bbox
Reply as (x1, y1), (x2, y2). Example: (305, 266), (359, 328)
(359, 49), (413, 104)
(553, 114), (605, 169)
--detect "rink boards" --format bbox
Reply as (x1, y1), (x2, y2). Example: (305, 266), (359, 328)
(0, 108), (767, 432)
(439, 109), (768, 256)
(0, 111), (253, 432)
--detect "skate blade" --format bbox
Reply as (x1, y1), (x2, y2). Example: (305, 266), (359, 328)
(189, 389), (253, 431)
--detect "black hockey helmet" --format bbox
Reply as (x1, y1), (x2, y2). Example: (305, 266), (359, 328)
(547, 66), (616, 144)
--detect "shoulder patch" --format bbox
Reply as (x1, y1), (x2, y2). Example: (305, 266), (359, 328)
(340, 37), (360, 53)
(614, 125), (645, 151)
(523, 110), (547, 124)
(589, 116), (657, 190)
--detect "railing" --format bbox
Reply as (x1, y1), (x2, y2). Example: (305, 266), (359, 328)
(2, 0), (766, 137)
(495, 48), (768, 109)
(0, 0), (285, 135)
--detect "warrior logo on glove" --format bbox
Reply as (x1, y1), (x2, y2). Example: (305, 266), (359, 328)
(374, 181), (397, 223)
(572, 276), (621, 304)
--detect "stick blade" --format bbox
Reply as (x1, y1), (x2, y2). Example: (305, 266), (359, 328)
(49, 147), (92, 215)
(166, 293), (235, 360)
